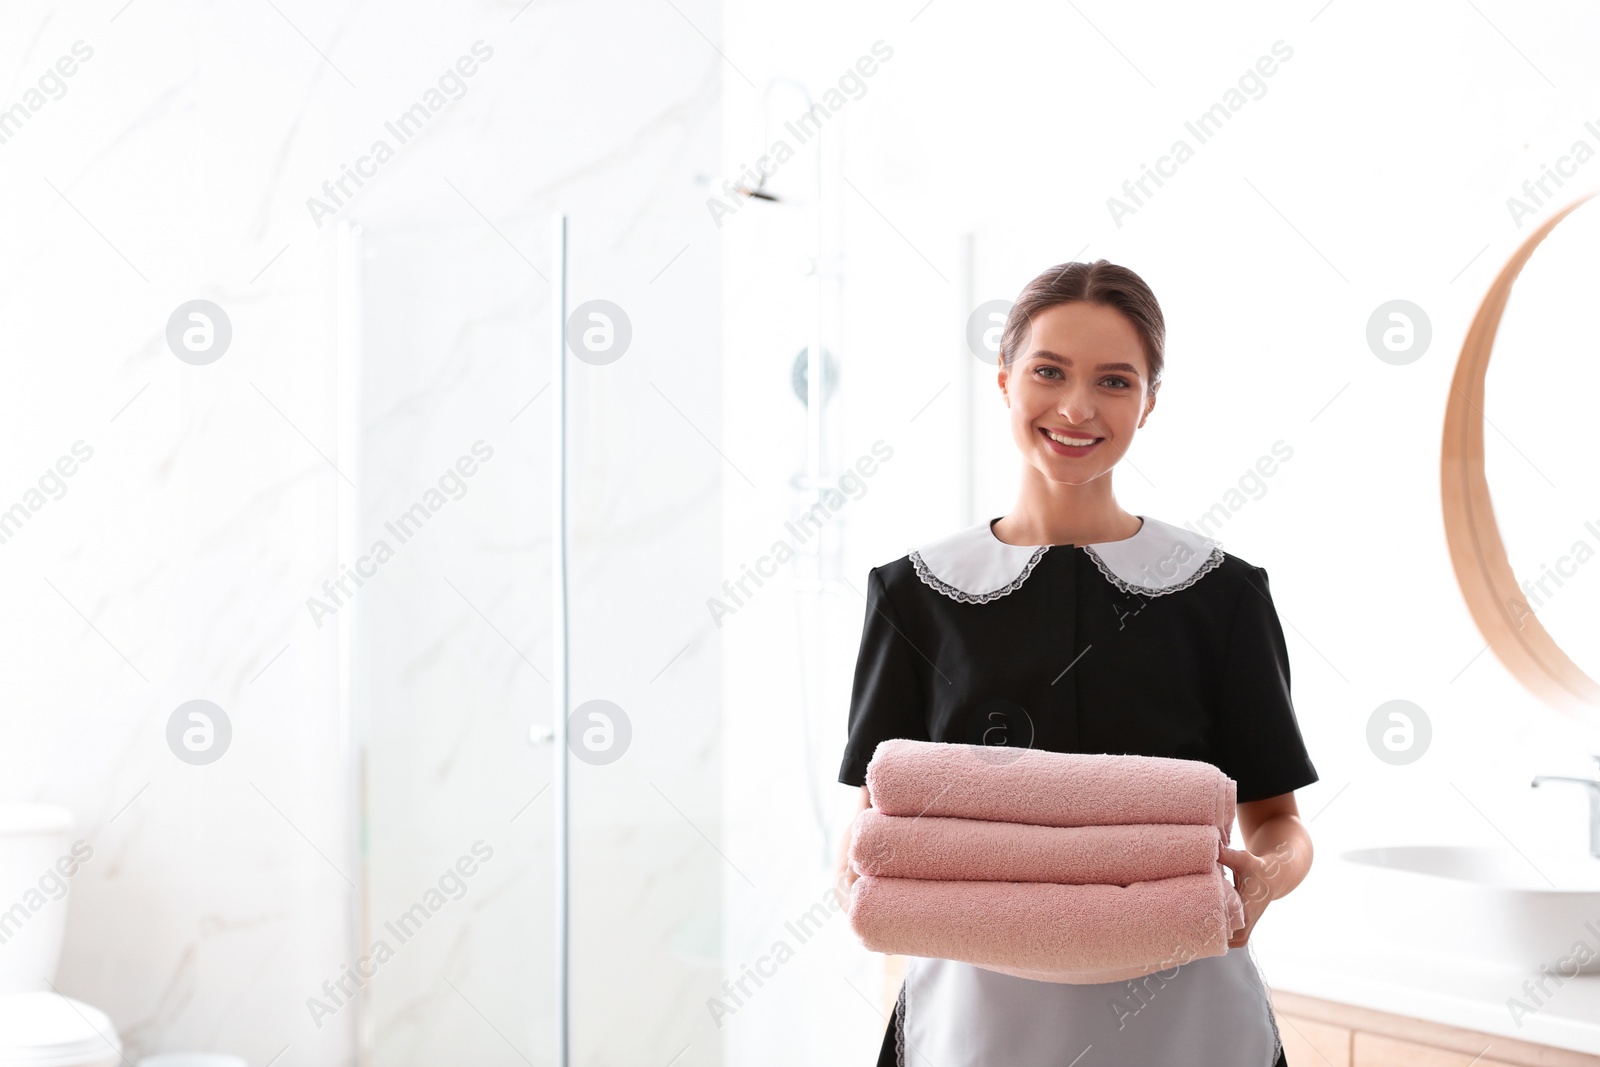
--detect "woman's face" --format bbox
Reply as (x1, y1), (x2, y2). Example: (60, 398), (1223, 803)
(997, 300), (1155, 486)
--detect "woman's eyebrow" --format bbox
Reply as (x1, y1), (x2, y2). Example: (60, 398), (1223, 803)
(1029, 350), (1141, 375)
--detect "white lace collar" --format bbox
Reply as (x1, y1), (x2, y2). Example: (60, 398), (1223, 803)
(908, 514), (1224, 603)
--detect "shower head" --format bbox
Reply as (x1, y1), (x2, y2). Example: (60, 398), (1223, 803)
(735, 180), (783, 203)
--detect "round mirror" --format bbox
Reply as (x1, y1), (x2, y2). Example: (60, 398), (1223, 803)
(1443, 190), (1600, 714)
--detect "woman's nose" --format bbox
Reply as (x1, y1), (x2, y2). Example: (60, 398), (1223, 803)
(1054, 383), (1093, 422)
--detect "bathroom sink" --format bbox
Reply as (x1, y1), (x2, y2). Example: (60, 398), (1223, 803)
(1340, 845), (1600, 973)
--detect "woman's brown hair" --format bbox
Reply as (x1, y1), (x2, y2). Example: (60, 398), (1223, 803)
(998, 259), (1165, 390)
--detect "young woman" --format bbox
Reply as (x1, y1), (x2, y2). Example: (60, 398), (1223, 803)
(834, 260), (1317, 1066)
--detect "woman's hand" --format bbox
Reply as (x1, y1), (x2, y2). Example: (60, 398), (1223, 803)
(1218, 843), (1289, 947)
(833, 825), (857, 904)
(1219, 793), (1314, 948)
(832, 785), (873, 910)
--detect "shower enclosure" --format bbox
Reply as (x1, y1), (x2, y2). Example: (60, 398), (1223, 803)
(337, 214), (726, 1064)
(330, 68), (938, 1059)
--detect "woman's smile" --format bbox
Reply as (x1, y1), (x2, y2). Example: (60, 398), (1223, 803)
(1039, 427), (1104, 455)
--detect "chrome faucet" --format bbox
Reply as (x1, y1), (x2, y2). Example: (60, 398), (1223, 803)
(1531, 755), (1600, 860)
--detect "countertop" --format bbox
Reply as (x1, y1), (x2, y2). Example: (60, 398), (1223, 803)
(1251, 871), (1600, 1057)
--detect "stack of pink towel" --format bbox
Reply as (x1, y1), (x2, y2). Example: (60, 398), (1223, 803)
(847, 739), (1245, 984)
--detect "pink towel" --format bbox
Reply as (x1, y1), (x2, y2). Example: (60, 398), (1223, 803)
(849, 809), (1224, 885)
(848, 871), (1246, 984)
(865, 739), (1235, 835)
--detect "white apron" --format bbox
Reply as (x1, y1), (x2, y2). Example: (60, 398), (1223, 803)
(897, 946), (1281, 1067)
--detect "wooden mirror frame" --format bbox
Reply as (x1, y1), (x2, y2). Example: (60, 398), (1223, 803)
(1442, 188), (1600, 714)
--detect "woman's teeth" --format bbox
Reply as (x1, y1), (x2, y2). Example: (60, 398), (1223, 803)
(1046, 431), (1100, 445)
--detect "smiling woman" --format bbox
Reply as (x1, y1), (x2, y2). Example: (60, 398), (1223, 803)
(837, 259), (1316, 1067)
(989, 261), (1166, 548)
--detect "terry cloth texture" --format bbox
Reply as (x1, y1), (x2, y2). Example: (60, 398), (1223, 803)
(864, 738), (1236, 834)
(848, 739), (1246, 984)
(849, 809), (1225, 885)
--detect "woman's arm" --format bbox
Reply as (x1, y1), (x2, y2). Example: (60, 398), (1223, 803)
(1219, 790), (1313, 948)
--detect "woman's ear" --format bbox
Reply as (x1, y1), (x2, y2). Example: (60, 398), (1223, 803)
(1138, 387), (1157, 427)
(997, 362), (1010, 407)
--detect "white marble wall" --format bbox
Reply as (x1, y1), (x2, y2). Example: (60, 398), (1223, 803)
(8, 0), (1600, 1064)
(0, 1), (722, 1063)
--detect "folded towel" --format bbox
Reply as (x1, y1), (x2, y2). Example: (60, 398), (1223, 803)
(849, 809), (1224, 885)
(865, 739), (1236, 835)
(848, 870), (1246, 984)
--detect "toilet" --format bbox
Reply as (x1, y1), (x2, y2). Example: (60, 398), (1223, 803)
(0, 993), (120, 1067)
(0, 804), (122, 1067)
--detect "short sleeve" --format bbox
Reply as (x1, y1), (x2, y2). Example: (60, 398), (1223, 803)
(1215, 565), (1319, 803)
(838, 566), (930, 786)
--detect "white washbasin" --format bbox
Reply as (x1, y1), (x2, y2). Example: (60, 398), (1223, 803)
(1341, 845), (1600, 973)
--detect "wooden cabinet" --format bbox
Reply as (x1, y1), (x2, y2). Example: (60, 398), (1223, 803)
(1351, 1033), (1520, 1067)
(874, 961), (1599, 1065)
(1277, 1012), (1352, 1067)
(1273, 991), (1600, 1067)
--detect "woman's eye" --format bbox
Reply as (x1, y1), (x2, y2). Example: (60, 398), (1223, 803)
(1032, 366), (1130, 388)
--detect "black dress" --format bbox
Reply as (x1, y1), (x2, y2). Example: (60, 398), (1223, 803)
(839, 515), (1318, 1067)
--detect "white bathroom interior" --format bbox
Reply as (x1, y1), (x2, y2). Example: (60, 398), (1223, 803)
(3, 0), (1600, 1064)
